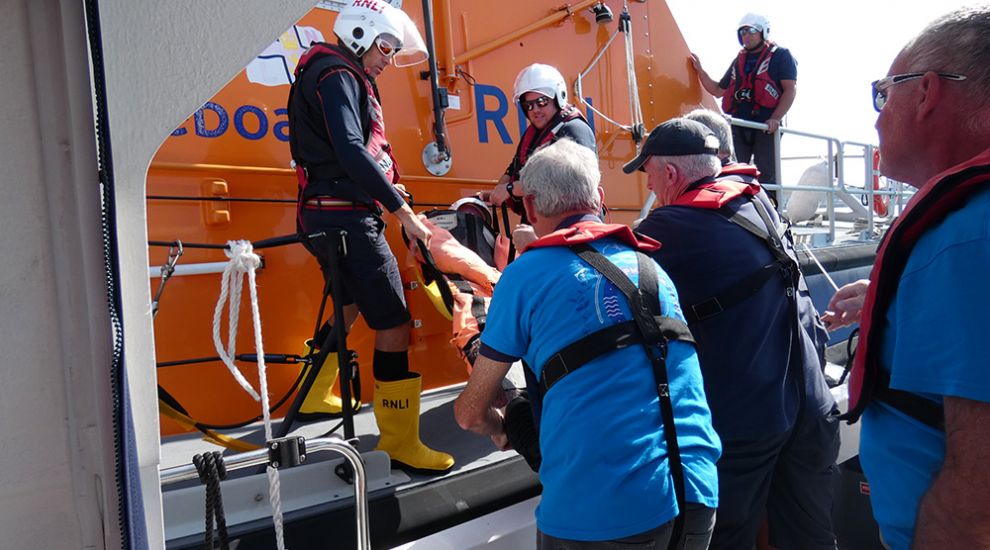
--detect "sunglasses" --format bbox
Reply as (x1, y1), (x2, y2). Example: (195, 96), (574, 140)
(521, 96), (552, 112)
(871, 72), (967, 112)
(738, 27), (760, 36)
(374, 36), (401, 58)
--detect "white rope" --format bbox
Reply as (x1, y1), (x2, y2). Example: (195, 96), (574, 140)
(267, 466), (286, 550)
(622, 3), (646, 150)
(573, 3), (644, 139)
(211, 240), (287, 550)
(211, 241), (261, 401)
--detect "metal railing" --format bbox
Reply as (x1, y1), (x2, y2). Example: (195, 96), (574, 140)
(638, 116), (914, 245)
(160, 436), (372, 550)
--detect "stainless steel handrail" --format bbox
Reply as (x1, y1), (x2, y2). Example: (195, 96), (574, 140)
(635, 117), (915, 245)
(160, 436), (371, 550)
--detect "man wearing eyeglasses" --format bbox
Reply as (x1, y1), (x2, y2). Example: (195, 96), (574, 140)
(688, 12), (795, 202)
(822, 6), (990, 549)
(483, 63), (596, 215)
(287, 0), (454, 473)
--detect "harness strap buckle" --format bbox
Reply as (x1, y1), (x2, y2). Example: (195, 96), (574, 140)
(691, 297), (724, 321)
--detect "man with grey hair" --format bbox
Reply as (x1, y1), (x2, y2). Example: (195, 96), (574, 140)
(630, 118), (838, 550)
(455, 138), (721, 549)
(823, 6), (990, 548)
(685, 108), (736, 164)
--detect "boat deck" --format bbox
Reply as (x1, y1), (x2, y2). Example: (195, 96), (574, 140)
(161, 381), (539, 549)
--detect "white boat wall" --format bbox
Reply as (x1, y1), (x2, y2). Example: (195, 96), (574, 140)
(1, 1), (318, 548)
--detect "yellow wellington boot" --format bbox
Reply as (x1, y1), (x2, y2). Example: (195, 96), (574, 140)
(297, 341), (361, 421)
(373, 374), (455, 473)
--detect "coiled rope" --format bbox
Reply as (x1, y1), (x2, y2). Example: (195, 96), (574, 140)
(211, 240), (286, 549)
(193, 451), (230, 550)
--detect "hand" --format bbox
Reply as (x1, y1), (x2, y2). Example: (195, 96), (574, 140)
(821, 279), (870, 331)
(491, 389), (509, 409)
(394, 183), (409, 198)
(688, 53), (703, 72)
(396, 205), (433, 250)
(491, 431), (512, 451)
(765, 118), (781, 134)
(485, 182), (512, 206)
(512, 224), (538, 252)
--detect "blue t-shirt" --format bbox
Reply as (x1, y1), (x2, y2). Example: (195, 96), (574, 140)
(860, 187), (990, 550)
(480, 236), (721, 541)
(719, 45), (797, 122)
(636, 190), (834, 439)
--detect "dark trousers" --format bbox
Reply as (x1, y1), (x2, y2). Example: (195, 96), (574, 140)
(732, 126), (778, 203)
(709, 408), (841, 550)
(537, 503), (716, 549)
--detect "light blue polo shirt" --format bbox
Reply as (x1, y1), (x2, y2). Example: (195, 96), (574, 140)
(480, 235), (721, 541)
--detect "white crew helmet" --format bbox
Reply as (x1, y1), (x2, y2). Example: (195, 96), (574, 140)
(333, 0), (428, 67)
(512, 64), (568, 108)
(737, 12), (770, 44)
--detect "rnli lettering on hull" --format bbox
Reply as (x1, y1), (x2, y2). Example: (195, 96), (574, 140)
(169, 85), (596, 145)
(383, 398), (409, 410)
(167, 25), (596, 146)
(473, 83), (597, 143)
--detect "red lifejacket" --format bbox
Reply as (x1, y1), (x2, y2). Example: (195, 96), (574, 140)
(527, 220), (661, 253)
(670, 167), (762, 210)
(721, 42), (782, 115)
(844, 149), (990, 427)
(288, 43), (400, 197)
(667, 166), (800, 324)
(507, 105), (590, 183)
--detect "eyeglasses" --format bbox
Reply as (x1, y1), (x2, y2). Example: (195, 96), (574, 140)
(738, 27), (760, 36)
(521, 96), (552, 112)
(871, 72), (967, 112)
(374, 36), (401, 59)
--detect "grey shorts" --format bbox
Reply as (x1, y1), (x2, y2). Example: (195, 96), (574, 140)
(537, 503), (716, 550)
(710, 407), (841, 550)
(299, 208), (410, 330)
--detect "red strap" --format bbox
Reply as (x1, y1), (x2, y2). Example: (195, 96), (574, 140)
(669, 180), (761, 209)
(527, 221), (661, 252)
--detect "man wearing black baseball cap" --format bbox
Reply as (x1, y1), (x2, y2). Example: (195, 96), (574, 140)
(632, 118), (840, 550)
(623, 118), (721, 174)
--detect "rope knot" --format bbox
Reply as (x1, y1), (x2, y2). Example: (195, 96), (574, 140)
(225, 240), (261, 272)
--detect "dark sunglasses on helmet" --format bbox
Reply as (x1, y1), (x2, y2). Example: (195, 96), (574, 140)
(738, 26), (760, 36)
(521, 96), (552, 112)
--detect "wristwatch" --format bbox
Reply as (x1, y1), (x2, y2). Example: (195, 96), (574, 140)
(505, 181), (516, 197)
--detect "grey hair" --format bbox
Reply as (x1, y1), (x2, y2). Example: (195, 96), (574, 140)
(519, 138), (601, 217)
(656, 154), (722, 183)
(900, 5), (990, 130)
(685, 109), (736, 161)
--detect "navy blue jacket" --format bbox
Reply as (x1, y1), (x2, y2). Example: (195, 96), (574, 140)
(637, 183), (833, 439)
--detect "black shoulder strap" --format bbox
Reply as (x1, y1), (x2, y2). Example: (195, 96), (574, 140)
(683, 196), (796, 323)
(875, 371), (945, 431)
(568, 243), (688, 544)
